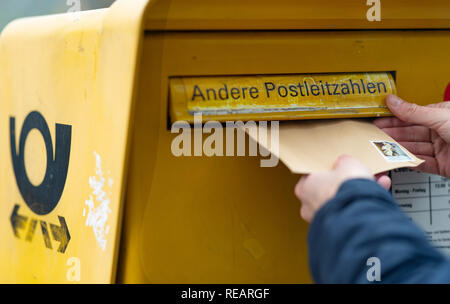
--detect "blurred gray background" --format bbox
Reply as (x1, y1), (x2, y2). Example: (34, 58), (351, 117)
(0, 0), (115, 31)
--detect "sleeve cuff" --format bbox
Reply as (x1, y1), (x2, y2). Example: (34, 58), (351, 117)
(310, 178), (397, 230)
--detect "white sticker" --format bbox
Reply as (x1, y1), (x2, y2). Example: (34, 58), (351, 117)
(391, 168), (450, 256)
(370, 140), (413, 162)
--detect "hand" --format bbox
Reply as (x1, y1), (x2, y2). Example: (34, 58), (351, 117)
(294, 155), (391, 223)
(374, 95), (450, 178)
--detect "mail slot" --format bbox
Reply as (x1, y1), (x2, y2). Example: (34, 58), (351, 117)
(1, 0), (450, 283)
(170, 72), (397, 122)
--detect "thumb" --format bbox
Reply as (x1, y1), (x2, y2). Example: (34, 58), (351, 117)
(386, 95), (448, 129)
(332, 154), (373, 180)
(333, 154), (366, 171)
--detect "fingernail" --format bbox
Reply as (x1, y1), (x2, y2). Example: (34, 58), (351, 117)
(387, 95), (403, 108)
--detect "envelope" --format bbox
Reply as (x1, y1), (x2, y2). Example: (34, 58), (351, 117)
(244, 119), (424, 174)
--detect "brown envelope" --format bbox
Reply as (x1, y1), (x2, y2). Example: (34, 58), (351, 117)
(244, 119), (424, 174)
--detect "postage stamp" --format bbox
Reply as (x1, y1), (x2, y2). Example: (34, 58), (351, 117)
(370, 140), (413, 162)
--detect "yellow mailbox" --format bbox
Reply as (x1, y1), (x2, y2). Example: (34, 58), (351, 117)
(1, 0), (450, 283)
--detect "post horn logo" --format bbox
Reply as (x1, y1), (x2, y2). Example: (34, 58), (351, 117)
(9, 111), (72, 253)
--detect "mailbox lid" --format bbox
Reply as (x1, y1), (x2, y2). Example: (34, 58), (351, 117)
(145, 0), (450, 31)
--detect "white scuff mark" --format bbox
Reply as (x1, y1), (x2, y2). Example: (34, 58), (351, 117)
(84, 152), (113, 251)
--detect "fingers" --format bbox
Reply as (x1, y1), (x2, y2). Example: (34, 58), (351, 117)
(295, 175), (316, 223)
(381, 126), (431, 142)
(375, 172), (388, 179)
(386, 95), (449, 130)
(415, 155), (440, 175)
(375, 172), (391, 189)
(397, 142), (434, 156)
(376, 175), (391, 190)
(332, 154), (347, 169)
(300, 205), (312, 222)
(373, 117), (414, 129)
(294, 175), (308, 199)
(333, 154), (364, 170)
(333, 155), (374, 182)
(427, 101), (450, 109)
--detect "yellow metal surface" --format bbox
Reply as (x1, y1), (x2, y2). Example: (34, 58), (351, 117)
(170, 73), (396, 122)
(117, 29), (450, 283)
(1, 0), (450, 284)
(146, 0), (450, 30)
(0, 0), (149, 283)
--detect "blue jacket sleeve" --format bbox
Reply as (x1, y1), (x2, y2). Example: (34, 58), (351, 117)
(308, 178), (450, 283)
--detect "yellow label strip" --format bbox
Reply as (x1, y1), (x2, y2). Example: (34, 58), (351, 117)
(170, 72), (396, 122)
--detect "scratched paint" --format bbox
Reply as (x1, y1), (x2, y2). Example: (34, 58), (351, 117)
(243, 238), (265, 259)
(83, 152), (113, 251)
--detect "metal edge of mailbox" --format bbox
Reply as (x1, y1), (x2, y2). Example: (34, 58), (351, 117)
(99, 0), (151, 284)
(0, 0), (151, 283)
(144, 0), (450, 31)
